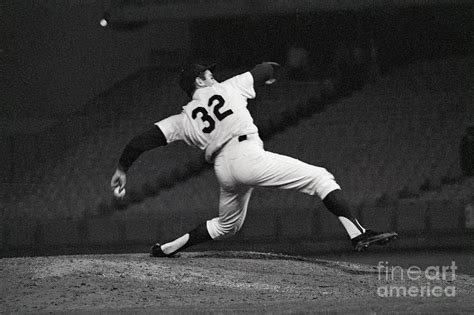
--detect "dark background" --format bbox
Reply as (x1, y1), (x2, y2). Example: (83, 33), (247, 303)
(1, 1), (473, 257)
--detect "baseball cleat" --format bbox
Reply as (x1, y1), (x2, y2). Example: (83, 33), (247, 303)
(352, 230), (399, 252)
(150, 243), (171, 257)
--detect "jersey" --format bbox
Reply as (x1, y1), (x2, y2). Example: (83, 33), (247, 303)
(156, 72), (259, 162)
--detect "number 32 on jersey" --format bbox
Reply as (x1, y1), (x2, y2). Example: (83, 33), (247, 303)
(191, 95), (233, 134)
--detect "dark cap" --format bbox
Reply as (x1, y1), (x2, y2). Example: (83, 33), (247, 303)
(179, 63), (216, 97)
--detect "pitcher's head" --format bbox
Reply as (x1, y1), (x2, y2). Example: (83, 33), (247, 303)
(179, 63), (217, 97)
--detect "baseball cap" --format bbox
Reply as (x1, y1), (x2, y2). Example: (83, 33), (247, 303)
(179, 63), (216, 97)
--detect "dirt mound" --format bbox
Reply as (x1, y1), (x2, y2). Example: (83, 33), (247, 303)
(1, 251), (472, 313)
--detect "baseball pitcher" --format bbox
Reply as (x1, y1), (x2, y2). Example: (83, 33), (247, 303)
(110, 62), (398, 256)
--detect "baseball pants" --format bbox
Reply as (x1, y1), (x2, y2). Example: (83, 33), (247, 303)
(207, 133), (341, 240)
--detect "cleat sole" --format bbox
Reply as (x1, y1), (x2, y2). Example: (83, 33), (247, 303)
(354, 232), (399, 252)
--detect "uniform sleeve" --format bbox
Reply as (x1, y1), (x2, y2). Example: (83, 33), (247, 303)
(118, 125), (167, 172)
(222, 72), (256, 99)
(155, 114), (184, 143)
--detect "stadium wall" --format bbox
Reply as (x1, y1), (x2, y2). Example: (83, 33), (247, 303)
(1, 198), (473, 257)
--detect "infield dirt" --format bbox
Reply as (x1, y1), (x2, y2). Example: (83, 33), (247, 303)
(1, 251), (473, 313)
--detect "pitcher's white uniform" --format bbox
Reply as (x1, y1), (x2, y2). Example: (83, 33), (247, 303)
(157, 71), (340, 240)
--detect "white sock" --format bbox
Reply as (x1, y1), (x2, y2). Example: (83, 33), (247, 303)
(338, 217), (366, 239)
(161, 234), (190, 255)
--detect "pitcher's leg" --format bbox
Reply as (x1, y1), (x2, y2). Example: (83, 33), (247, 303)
(207, 187), (253, 240)
(151, 142), (255, 257)
(248, 151), (397, 249)
(152, 221), (212, 257)
(320, 183), (399, 250)
(323, 189), (366, 238)
(151, 186), (254, 257)
(250, 151), (340, 199)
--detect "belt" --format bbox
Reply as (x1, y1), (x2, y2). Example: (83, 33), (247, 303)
(238, 135), (247, 142)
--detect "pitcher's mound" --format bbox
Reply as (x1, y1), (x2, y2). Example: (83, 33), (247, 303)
(1, 251), (472, 313)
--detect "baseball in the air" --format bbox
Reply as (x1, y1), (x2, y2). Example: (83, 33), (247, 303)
(114, 186), (125, 198)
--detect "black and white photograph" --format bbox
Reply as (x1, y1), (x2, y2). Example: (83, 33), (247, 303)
(1, 0), (473, 313)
